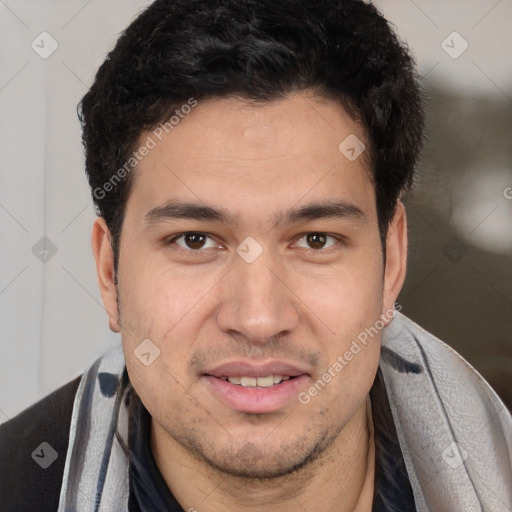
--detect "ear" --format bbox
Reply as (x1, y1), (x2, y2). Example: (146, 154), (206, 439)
(91, 217), (121, 332)
(381, 201), (408, 324)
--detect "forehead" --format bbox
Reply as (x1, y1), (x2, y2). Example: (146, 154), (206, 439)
(125, 93), (375, 224)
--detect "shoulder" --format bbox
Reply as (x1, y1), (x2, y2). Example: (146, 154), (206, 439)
(0, 376), (81, 512)
(380, 313), (512, 510)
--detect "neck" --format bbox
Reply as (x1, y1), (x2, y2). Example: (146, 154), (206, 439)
(151, 401), (373, 512)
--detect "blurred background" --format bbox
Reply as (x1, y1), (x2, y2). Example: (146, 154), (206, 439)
(0, 0), (511, 421)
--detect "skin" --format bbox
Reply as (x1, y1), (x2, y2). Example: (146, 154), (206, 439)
(92, 91), (407, 511)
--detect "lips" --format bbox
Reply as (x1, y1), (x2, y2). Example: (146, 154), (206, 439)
(202, 360), (310, 413)
(205, 360), (307, 379)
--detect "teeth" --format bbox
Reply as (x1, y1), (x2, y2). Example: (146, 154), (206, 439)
(256, 376), (274, 388)
(225, 375), (292, 387)
(240, 376), (257, 387)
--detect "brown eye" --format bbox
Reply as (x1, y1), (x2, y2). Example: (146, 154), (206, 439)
(294, 232), (337, 250)
(184, 233), (207, 249)
(173, 232), (216, 250)
(306, 233), (327, 249)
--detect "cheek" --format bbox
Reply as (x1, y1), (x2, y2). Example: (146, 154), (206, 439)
(299, 256), (383, 390)
(125, 349), (191, 426)
(118, 261), (206, 344)
(302, 327), (381, 421)
(297, 255), (384, 333)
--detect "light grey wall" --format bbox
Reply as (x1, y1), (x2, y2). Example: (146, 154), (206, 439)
(0, 0), (510, 422)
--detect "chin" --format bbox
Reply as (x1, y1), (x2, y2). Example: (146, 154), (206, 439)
(185, 427), (338, 480)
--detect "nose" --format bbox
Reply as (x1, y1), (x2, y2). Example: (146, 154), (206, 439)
(215, 249), (300, 345)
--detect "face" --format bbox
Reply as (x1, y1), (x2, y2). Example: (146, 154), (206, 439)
(93, 92), (406, 479)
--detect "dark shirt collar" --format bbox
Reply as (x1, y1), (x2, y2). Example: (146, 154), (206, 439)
(127, 389), (183, 512)
(127, 368), (416, 512)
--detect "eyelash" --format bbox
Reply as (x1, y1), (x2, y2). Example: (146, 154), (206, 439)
(166, 232), (343, 253)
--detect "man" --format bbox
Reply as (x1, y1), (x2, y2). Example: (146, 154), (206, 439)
(1, 0), (510, 511)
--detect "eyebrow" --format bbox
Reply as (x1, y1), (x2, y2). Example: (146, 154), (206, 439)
(144, 199), (365, 227)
